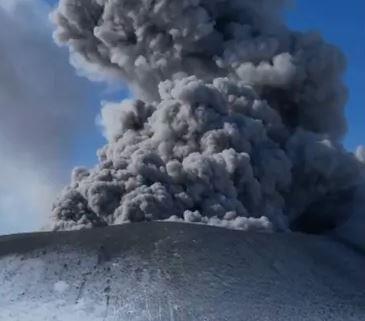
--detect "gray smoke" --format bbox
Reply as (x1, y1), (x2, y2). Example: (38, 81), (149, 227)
(50, 0), (364, 233)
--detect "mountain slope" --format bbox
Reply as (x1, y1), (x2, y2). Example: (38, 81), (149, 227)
(0, 222), (364, 320)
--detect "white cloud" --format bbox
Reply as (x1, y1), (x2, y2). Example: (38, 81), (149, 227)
(0, 0), (92, 234)
(0, 153), (57, 234)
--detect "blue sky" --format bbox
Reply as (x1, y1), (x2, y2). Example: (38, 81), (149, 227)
(0, 0), (363, 234)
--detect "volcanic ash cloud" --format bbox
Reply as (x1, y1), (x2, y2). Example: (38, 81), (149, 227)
(50, 0), (364, 232)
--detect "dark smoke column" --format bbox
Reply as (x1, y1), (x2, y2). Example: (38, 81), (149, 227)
(50, 0), (364, 232)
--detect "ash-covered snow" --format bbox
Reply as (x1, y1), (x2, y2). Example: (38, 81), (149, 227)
(0, 223), (364, 321)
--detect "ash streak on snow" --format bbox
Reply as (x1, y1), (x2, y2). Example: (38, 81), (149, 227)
(50, 0), (364, 233)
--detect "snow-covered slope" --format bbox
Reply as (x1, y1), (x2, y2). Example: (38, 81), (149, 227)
(0, 222), (364, 321)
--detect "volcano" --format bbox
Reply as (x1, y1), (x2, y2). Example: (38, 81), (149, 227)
(1, 222), (364, 320)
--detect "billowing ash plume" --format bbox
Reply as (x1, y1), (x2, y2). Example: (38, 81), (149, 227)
(50, 0), (364, 232)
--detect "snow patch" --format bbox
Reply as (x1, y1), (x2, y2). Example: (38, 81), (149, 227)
(54, 281), (69, 294)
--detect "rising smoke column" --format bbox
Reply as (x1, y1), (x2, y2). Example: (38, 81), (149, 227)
(50, 0), (364, 232)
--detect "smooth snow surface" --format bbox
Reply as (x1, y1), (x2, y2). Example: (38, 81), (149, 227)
(0, 222), (364, 321)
